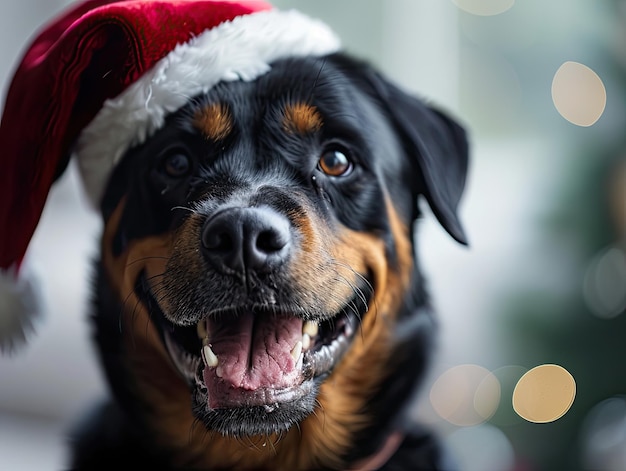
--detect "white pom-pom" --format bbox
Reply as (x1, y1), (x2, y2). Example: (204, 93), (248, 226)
(0, 265), (43, 353)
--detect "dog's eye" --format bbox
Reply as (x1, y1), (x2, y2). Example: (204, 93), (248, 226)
(162, 152), (191, 178)
(318, 149), (353, 177)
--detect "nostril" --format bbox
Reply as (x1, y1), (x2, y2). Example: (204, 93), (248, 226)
(204, 230), (234, 252)
(256, 228), (287, 254)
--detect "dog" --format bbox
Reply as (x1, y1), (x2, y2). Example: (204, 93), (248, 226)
(0, 2), (467, 469)
(65, 52), (468, 470)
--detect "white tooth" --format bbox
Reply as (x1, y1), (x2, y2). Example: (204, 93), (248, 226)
(291, 341), (303, 361)
(197, 320), (207, 340)
(302, 333), (311, 351)
(303, 321), (319, 337)
(216, 366), (223, 378)
(202, 344), (219, 368)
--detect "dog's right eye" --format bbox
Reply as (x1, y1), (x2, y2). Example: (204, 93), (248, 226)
(162, 152), (191, 178)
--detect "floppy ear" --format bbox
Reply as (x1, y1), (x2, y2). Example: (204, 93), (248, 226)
(364, 69), (469, 245)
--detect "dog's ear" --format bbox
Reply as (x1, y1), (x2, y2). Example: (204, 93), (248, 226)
(363, 68), (469, 245)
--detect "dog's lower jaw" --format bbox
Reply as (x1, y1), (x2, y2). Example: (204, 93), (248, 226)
(191, 382), (318, 437)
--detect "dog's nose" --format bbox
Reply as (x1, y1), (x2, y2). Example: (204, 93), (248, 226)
(201, 207), (291, 274)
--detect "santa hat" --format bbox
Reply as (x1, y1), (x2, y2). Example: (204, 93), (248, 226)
(0, 0), (341, 352)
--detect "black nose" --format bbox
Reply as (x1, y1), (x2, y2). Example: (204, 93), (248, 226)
(201, 207), (291, 274)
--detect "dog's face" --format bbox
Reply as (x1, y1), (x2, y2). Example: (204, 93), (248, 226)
(95, 54), (467, 469)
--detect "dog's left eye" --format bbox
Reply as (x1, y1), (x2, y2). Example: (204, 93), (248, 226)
(162, 152), (191, 178)
(318, 149), (353, 177)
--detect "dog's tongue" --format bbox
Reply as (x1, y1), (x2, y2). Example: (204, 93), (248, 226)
(204, 312), (303, 392)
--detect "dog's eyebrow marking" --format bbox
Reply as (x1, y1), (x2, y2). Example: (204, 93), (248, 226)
(193, 103), (232, 141)
(282, 102), (323, 135)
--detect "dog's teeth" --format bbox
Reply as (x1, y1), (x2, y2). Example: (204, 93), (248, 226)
(202, 344), (219, 368)
(290, 341), (303, 361)
(302, 333), (311, 351)
(197, 320), (207, 340)
(303, 321), (319, 338)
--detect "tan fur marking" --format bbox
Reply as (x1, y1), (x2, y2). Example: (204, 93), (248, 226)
(283, 103), (323, 134)
(194, 102), (232, 141)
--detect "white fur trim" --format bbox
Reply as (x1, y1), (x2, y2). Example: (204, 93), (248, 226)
(0, 265), (42, 353)
(75, 9), (341, 205)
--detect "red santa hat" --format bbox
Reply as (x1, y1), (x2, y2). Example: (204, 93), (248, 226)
(0, 0), (341, 352)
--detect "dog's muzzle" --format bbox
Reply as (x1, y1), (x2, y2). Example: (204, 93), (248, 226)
(143, 198), (372, 436)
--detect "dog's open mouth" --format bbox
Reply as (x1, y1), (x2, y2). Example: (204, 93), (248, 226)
(138, 273), (370, 434)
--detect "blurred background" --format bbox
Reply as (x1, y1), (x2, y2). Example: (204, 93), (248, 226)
(1, 1), (624, 469)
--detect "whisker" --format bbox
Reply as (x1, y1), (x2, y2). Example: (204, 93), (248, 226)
(329, 261), (371, 311)
(330, 276), (362, 320)
(337, 264), (378, 313)
(307, 58), (327, 103)
(171, 205), (195, 213)
(330, 259), (374, 295)
(125, 255), (170, 267)
(190, 417), (204, 444)
(339, 275), (368, 316)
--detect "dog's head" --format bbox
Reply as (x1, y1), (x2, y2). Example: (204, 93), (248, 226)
(95, 53), (467, 469)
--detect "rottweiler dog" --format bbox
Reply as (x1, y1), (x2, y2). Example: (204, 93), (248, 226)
(69, 54), (468, 470)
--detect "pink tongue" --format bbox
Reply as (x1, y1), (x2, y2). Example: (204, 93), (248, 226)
(206, 312), (303, 390)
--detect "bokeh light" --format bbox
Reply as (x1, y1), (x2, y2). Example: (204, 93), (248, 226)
(474, 369), (502, 422)
(513, 364), (576, 423)
(452, 0), (514, 16)
(430, 364), (501, 426)
(551, 61), (607, 127)
(445, 424), (515, 471)
(583, 245), (626, 320)
(580, 397), (626, 471)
